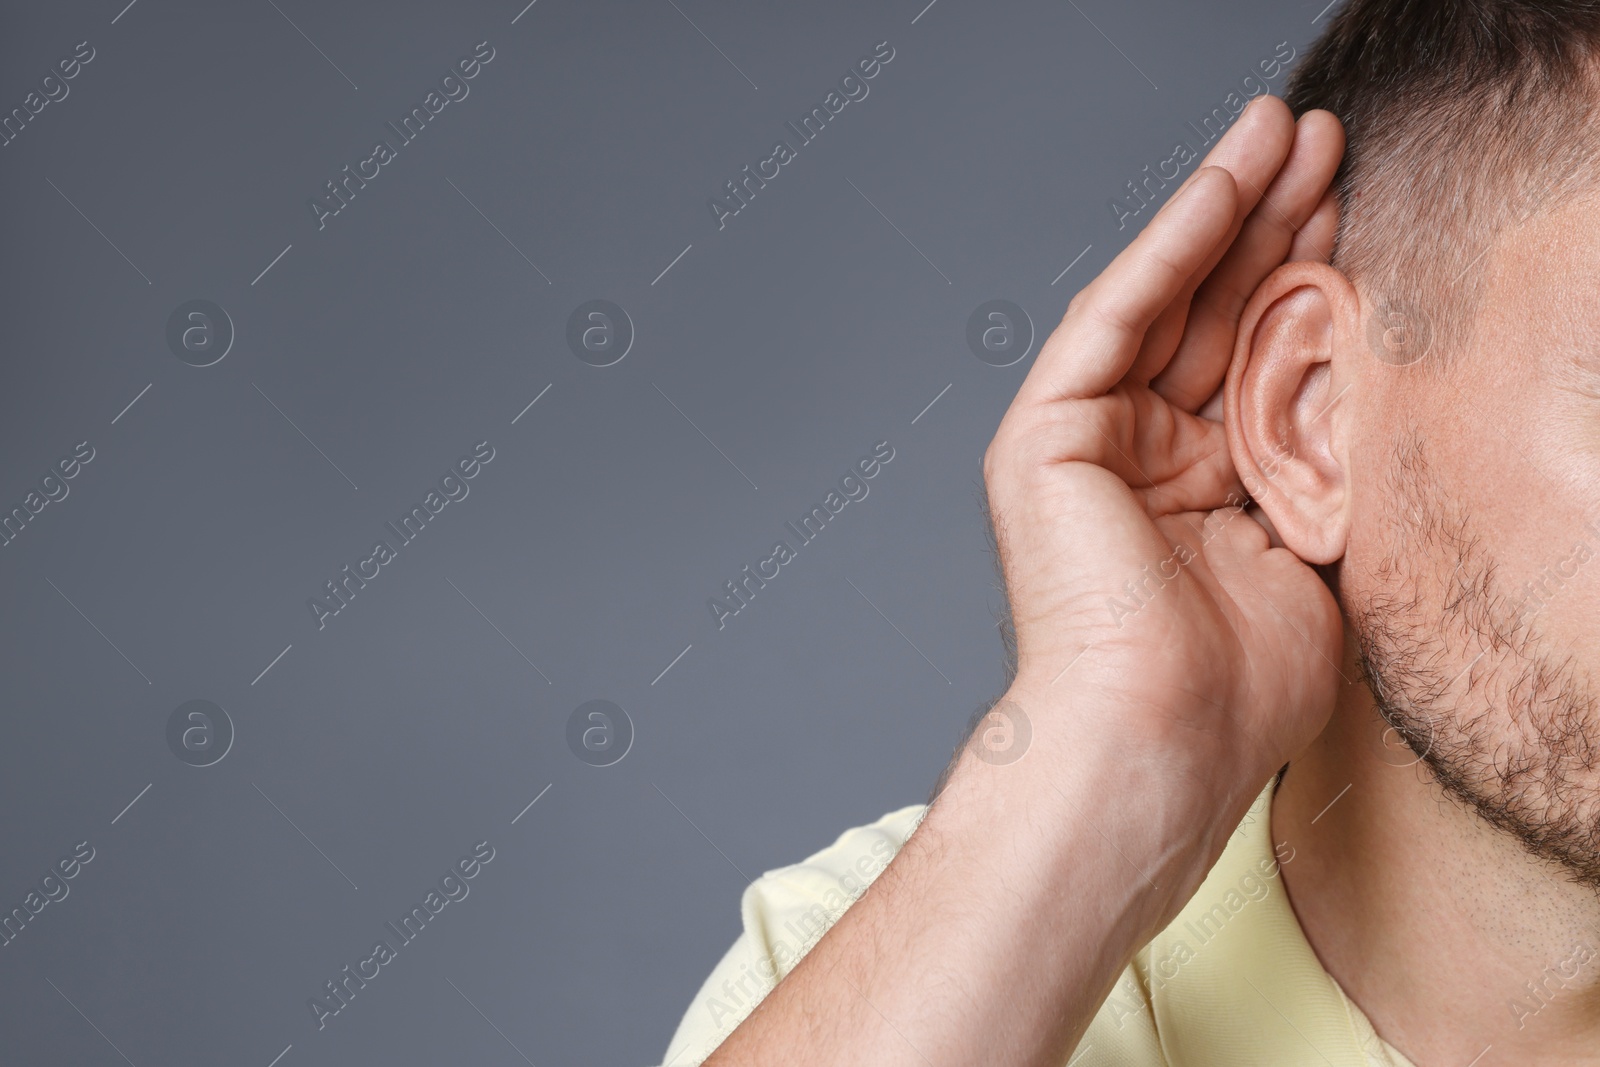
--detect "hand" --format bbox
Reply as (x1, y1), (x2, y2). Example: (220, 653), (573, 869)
(983, 95), (1346, 866)
(702, 97), (1352, 1067)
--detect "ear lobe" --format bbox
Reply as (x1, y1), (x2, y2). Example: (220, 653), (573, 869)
(1224, 262), (1358, 565)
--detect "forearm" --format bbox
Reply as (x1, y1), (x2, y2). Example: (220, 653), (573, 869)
(704, 685), (1225, 1067)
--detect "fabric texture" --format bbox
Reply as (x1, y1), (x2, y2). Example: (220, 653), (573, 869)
(661, 784), (1415, 1067)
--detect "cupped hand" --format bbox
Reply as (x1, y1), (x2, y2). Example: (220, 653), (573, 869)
(984, 96), (1346, 824)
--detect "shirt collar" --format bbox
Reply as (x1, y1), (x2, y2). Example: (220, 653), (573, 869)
(1135, 782), (1378, 1067)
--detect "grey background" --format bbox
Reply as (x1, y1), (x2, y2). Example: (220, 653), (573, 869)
(0, 1), (1328, 1064)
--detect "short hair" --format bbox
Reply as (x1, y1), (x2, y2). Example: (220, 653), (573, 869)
(1284, 0), (1600, 359)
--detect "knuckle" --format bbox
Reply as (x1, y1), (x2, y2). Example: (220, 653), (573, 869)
(1007, 414), (1064, 471)
(1080, 300), (1141, 342)
(984, 424), (1019, 475)
(985, 420), (1041, 483)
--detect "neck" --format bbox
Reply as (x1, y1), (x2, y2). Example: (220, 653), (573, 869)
(1275, 629), (1600, 1066)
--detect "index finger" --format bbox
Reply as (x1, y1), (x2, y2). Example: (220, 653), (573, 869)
(1017, 166), (1239, 405)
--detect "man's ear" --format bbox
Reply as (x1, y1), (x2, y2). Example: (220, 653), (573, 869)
(1224, 262), (1360, 565)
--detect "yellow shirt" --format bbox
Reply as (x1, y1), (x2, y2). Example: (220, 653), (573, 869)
(662, 784), (1416, 1067)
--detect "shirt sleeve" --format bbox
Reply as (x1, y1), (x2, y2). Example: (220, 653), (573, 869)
(657, 802), (1166, 1067)
(659, 804), (926, 1066)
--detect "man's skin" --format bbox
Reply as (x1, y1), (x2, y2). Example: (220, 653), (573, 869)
(704, 94), (1600, 1067)
(1270, 182), (1600, 1064)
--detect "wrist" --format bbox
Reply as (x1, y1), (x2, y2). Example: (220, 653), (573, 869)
(1002, 671), (1267, 826)
(937, 682), (1242, 938)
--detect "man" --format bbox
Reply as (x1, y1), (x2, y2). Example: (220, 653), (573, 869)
(664, 2), (1600, 1063)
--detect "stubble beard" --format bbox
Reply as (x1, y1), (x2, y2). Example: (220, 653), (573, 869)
(1347, 437), (1600, 887)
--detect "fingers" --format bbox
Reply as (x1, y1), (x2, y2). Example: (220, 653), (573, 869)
(1149, 110), (1346, 411)
(1018, 167), (1238, 404)
(1127, 98), (1299, 387)
(1001, 387), (1240, 515)
(1147, 96), (1293, 230)
(1287, 190), (1339, 263)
